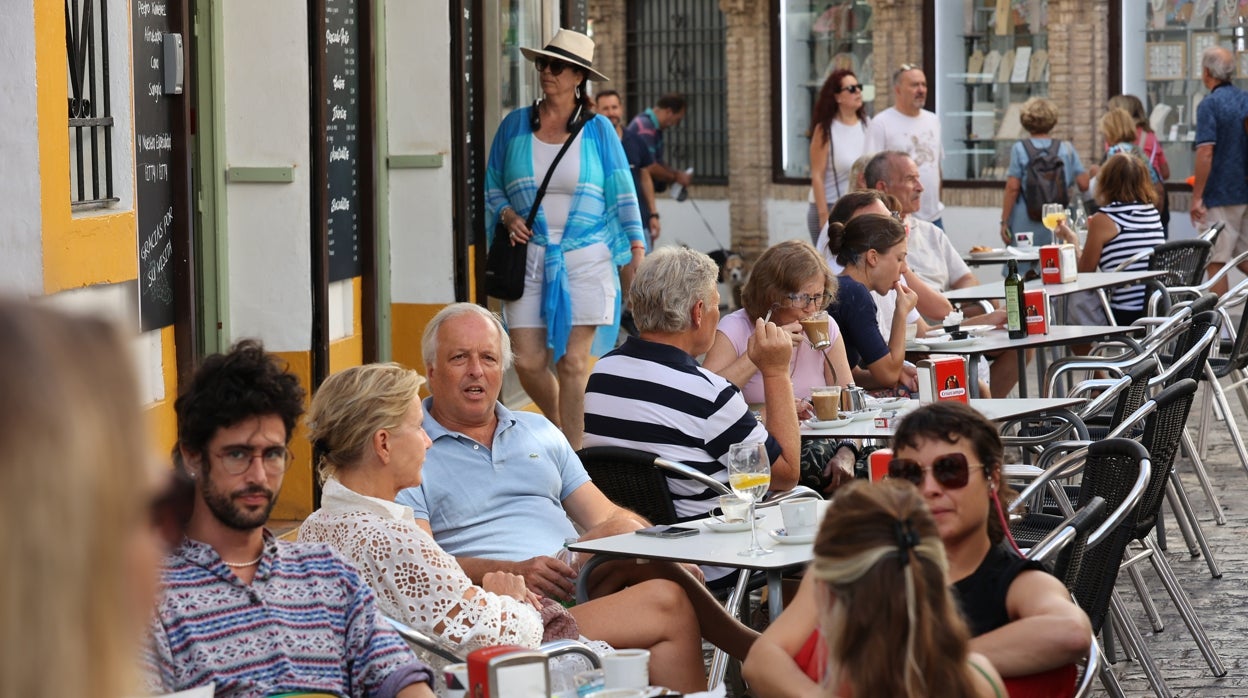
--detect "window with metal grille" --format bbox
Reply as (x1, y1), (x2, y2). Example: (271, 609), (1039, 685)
(66, 0), (117, 208)
(626, 0), (727, 183)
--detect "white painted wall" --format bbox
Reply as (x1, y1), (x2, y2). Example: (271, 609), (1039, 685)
(385, 0), (455, 304)
(220, 0), (312, 352)
(0, 1), (43, 295)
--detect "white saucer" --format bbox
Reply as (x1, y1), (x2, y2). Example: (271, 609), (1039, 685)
(805, 416), (852, 429)
(767, 528), (817, 545)
(841, 408), (882, 422)
(925, 325), (992, 338)
(866, 396), (910, 408)
(703, 518), (755, 533)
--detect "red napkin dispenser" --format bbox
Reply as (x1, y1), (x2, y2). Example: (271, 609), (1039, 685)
(1024, 288), (1050, 335)
(869, 448), (893, 481)
(1040, 244), (1077, 284)
(917, 356), (969, 404)
(467, 645), (549, 698)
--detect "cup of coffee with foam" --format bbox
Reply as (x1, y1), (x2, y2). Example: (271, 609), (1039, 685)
(810, 385), (842, 421)
(800, 311), (832, 350)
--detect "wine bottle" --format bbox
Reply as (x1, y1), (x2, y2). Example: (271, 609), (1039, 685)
(1005, 258), (1026, 339)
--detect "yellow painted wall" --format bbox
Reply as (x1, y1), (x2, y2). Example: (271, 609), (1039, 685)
(328, 276), (365, 373)
(145, 325), (180, 456)
(272, 350), (314, 520)
(391, 302), (444, 376)
(34, 0), (137, 293)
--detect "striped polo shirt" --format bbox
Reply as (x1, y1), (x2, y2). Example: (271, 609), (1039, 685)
(143, 532), (428, 697)
(583, 335), (781, 520)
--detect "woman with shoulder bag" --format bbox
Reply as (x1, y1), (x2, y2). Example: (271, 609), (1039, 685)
(1108, 94), (1171, 236)
(485, 29), (645, 450)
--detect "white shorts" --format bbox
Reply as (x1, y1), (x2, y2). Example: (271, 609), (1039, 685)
(505, 242), (617, 329)
(1207, 204), (1248, 264)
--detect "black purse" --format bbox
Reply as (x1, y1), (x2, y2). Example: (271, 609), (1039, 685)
(485, 119), (586, 301)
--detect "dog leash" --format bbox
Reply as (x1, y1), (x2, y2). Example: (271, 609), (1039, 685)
(684, 192), (730, 253)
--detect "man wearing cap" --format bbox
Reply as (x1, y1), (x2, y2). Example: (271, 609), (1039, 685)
(623, 93), (690, 247)
(865, 65), (945, 228)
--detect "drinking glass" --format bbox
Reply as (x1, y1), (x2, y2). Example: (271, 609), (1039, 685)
(727, 441), (772, 557)
(1041, 203), (1066, 235)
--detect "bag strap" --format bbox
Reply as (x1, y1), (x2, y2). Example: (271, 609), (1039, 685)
(525, 116), (588, 228)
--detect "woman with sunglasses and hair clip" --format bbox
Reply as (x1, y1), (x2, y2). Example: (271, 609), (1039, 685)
(703, 239), (857, 493)
(743, 480), (1004, 698)
(806, 69), (871, 242)
(486, 28), (644, 451)
(825, 213), (919, 392)
(891, 402), (1091, 698)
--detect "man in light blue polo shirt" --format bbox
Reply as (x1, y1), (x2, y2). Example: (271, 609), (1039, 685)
(1191, 45), (1248, 295)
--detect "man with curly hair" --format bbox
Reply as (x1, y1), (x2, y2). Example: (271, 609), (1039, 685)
(143, 340), (434, 698)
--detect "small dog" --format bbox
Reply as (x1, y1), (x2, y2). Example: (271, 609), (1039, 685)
(707, 248), (745, 311)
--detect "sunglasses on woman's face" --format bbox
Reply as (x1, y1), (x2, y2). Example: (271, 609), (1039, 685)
(837, 84), (863, 94)
(888, 452), (983, 489)
(535, 57), (570, 76)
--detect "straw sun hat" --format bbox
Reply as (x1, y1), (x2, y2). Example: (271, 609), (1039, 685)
(519, 29), (610, 82)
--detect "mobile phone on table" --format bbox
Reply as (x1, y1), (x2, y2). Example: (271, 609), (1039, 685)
(634, 525), (699, 538)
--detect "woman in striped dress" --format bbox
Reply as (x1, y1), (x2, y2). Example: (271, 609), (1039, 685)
(1056, 152), (1165, 329)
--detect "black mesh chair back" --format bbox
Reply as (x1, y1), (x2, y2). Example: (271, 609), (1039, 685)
(1132, 379), (1199, 540)
(1165, 311), (1221, 386)
(1067, 438), (1150, 633)
(1050, 497), (1108, 588)
(577, 446), (681, 525)
(1105, 357), (1159, 433)
(1150, 239), (1213, 287)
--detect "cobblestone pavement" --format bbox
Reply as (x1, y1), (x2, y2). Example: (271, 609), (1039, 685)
(1100, 381), (1248, 697)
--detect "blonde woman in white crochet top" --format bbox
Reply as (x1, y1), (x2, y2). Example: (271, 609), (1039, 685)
(299, 363), (709, 693)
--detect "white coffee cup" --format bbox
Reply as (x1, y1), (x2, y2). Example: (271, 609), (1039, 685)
(1014, 231), (1034, 249)
(443, 662), (469, 698)
(602, 649), (650, 689)
(780, 499), (819, 537)
(717, 494), (750, 523)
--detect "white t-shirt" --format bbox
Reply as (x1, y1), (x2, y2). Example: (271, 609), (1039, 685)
(904, 215), (972, 292)
(865, 108), (944, 222)
(531, 133), (584, 244)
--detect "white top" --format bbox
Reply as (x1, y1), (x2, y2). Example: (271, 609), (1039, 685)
(904, 215), (972, 292)
(864, 108), (945, 222)
(531, 133), (585, 244)
(300, 478), (546, 659)
(826, 119), (868, 200)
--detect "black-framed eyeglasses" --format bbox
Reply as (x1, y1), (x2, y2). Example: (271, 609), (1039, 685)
(836, 84), (863, 94)
(213, 445), (293, 476)
(535, 57), (570, 76)
(785, 292), (833, 308)
(887, 452), (985, 490)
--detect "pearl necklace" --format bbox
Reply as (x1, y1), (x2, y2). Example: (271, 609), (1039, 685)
(222, 552), (263, 568)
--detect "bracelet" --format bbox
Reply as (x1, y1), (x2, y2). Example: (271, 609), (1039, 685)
(630, 243), (646, 251)
(648, 213), (660, 220)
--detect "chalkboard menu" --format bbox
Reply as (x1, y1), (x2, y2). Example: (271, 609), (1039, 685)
(324, 0), (362, 282)
(133, 0), (176, 330)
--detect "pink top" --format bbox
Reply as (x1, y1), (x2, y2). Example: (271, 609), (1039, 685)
(716, 308), (842, 403)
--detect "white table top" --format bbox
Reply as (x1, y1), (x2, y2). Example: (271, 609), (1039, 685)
(802, 396), (1084, 439)
(962, 249), (1040, 265)
(906, 325), (1143, 356)
(943, 270), (1165, 302)
(566, 504), (826, 571)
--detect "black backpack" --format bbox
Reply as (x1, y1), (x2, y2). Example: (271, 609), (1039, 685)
(1020, 139), (1068, 221)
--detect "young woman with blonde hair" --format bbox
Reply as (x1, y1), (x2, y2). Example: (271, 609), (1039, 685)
(0, 299), (166, 698)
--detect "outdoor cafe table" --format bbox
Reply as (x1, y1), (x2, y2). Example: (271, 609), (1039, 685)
(962, 249), (1040, 266)
(802, 396), (1087, 440)
(567, 502), (830, 619)
(942, 270), (1165, 304)
(906, 324), (1145, 397)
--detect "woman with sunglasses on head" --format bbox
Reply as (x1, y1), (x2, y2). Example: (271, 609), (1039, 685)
(891, 402), (1091, 697)
(486, 29), (645, 451)
(807, 69), (871, 242)
(703, 239), (857, 492)
(743, 480), (1004, 698)
(825, 213), (920, 392)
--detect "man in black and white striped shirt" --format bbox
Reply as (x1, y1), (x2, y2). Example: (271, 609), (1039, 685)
(583, 247), (802, 565)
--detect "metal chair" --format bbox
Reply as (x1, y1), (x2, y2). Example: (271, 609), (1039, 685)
(1192, 278), (1248, 479)
(1103, 238), (1213, 319)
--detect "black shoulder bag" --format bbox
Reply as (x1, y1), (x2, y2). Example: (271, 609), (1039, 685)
(485, 119), (586, 301)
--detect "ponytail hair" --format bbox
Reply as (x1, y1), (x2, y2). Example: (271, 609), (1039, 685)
(828, 213), (907, 269)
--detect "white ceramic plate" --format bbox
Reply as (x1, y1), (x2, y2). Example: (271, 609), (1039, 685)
(1005, 245), (1038, 256)
(703, 519), (754, 533)
(842, 408), (882, 422)
(968, 248), (1004, 258)
(916, 336), (979, 350)
(866, 396), (910, 408)
(767, 528), (816, 545)
(925, 325), (993, 339)
(805, 416), (852, 429)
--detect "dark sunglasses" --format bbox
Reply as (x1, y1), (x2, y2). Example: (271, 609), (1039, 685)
(888, 452), (984, 489)
(837, 84), (863, 94)
(535, 57), (570, 76)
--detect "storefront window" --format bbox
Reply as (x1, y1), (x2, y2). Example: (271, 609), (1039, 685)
(934, 0), (1050, 181)
(1121, 0), (1248, 183)
(774, 0), (875, 179)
